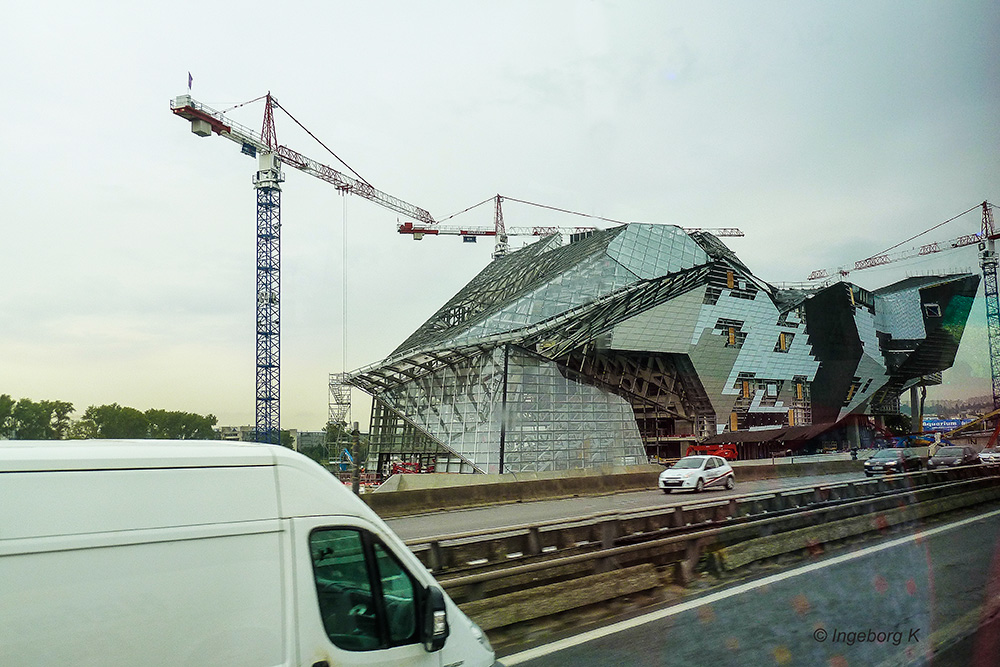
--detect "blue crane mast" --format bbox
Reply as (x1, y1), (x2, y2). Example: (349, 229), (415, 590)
(171, 93), (435, 444)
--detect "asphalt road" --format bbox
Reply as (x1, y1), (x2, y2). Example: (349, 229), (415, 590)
(499, 504), (1000, 667)
(385, 471), (866, 541)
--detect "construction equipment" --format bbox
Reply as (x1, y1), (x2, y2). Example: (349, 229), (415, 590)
(944, 407), (1000, 439)
(808, 201), (1000, 410)
(171, 93), (434, 444)
(398, 194), (745, 259)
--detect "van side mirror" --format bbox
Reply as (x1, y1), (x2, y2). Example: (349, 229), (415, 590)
(422, 586), (449, 652)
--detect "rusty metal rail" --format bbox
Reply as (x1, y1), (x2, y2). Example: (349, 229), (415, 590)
(406, 466), (1000, 579)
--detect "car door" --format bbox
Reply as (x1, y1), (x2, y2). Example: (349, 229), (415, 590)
(292, 517), (442, 667)
(703, 457), (716, 484)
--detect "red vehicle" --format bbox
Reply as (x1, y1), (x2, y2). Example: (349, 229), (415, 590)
(686, 444), (738, 461)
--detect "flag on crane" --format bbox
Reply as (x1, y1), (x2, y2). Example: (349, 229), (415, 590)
(187, 72), (192, 91)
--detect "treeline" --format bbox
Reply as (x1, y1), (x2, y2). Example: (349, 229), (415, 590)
(922, 395), (995, 419)
(0, 394), (218, 440)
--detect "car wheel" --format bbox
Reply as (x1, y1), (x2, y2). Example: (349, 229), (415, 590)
(865, 472), (872, 477)
(725, 475), (735, 490)
(695, 478), (704, 493)
(662, 489), (671, 494)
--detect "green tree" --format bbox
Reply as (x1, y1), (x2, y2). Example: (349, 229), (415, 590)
(145, 409), (218, 440)
(8, 398), (75, 439)
(322, 421), (369, 468)
(81, 403), (149, 439)
(0, 394), (15, 438)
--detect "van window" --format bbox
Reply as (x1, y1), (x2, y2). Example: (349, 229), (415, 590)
(374, 542), (418, 644)
(309, 528), (419, 652)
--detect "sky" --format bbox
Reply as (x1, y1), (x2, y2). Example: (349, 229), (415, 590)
(2, 1), (998, 431)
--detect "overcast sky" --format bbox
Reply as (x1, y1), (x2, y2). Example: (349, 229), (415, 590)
(2, 1), (997, 430)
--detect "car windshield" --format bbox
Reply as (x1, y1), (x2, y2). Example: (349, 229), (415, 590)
(672, 457), (705, 469)
(871, 449), (901, 459)
(936, 447), (963, 457)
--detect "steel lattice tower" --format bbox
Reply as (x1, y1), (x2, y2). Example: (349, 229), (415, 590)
(982, 202), (1000, 410)
(253, 152), (284, 444)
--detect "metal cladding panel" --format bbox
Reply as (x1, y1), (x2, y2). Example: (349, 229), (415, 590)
(874, 288), (926, 339)
(606, 224), (709, 279)
(839, 352), (891, 418)
(802, 284), (865, 425)
(448, 251), (640, 344)
(609, 285), (708, 353)
(692, 288), (819, 393)
(891, 274), (980, 378)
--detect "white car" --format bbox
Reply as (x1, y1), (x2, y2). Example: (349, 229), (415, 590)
(658, 455), (736, 494)
(979, 447), (1000, 465)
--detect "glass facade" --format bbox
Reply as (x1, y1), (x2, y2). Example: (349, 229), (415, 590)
(350, 223), (979, 471)
(378, 346), (644, 473)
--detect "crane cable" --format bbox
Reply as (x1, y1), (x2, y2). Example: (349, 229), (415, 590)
(859, 203), (982, 263)
(437, 194), (642, 226)
(502, 195), (636, 226)
(343, 193), (349, 419)
(271, 98), (373, 188)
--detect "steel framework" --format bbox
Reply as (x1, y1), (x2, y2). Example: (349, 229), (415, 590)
(982, 202), (1000, 409)
(253, 154), (283, 444)
(172, 92), (433, 441)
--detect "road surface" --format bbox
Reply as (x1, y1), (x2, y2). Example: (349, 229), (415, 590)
(385, 471), (866, 540)
(499, 503), (1000, 666)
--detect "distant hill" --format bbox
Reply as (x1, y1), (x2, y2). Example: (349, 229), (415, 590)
(920, 395), (995, 419)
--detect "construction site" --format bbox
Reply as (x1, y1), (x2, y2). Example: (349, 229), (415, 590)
(171, 92), (1000, 480)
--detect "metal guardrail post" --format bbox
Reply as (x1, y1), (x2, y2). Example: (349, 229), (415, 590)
(527, 526), (542, 556)
(597, 520), (620, 572)
(678, 538), (704, 585)
(428, 540), (444, 571)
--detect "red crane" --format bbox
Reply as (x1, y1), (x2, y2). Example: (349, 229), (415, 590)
(398, 194), (744, 259)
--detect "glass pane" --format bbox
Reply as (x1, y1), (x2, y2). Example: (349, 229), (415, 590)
(373, 543), (418, 645)
(310, 529), (380, 651)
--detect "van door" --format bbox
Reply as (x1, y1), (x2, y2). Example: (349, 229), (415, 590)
(292, 518), (442, 667)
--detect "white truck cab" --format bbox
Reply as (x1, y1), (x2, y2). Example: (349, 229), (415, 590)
(0, 440), (498, 666)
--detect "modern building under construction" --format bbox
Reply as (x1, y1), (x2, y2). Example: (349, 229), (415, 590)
(348, 223), (979, 474)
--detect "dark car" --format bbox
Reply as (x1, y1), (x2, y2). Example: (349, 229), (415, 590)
(927, 445), (979, 469)
(864, 448), (923, 476)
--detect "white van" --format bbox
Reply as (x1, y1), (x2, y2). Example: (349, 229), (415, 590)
(0, 440), (498, 666)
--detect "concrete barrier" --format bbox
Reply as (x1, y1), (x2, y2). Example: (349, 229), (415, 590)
(457, 563), (660, 631)
(716, 479), (1000, 571)
(362, 459), (865, 518)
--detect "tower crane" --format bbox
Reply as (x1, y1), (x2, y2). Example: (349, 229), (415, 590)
(397, 194), (745, 259)
(807, 201), (1000, 409)
(170, 93), (435, 444)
